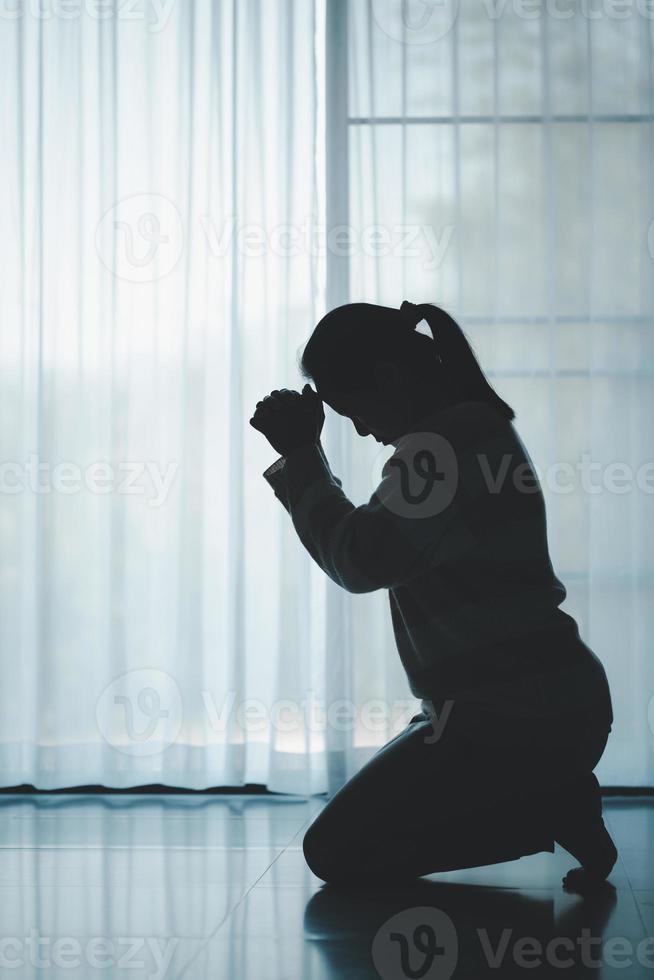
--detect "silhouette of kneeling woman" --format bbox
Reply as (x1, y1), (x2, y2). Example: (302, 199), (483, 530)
(250, 301), (617, 893)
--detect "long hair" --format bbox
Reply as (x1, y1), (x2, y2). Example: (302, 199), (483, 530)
(300, 301), (515, 421)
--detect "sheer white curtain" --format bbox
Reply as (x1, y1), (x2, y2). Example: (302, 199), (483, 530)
(343, 0), (654, 786)
(0, 0), (364, 792)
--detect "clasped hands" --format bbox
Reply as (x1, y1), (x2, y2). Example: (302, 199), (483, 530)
(250, 384), (325, 457)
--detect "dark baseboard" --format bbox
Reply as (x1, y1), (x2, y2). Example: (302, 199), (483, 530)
(601, 786), (654, 796)
(0, 784), (651, 797)
(0, 783), (289, 795)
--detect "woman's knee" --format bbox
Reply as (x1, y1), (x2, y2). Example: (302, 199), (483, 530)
(302, 813), (359, 884)
(302, 817), (337, 882)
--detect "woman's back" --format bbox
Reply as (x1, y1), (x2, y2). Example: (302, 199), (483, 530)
(382, 400), (613, 726)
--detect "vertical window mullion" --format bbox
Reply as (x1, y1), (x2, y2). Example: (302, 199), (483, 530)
(325, 0), (349, 311)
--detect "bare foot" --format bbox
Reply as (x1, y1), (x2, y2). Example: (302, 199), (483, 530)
(559, 820), (617, 893)
(552, 772), (618, 892)
(562, 865), (617, 895)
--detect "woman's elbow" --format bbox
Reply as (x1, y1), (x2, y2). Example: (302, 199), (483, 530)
(331, 569), (385, 594)
(344, 580), (381, 595)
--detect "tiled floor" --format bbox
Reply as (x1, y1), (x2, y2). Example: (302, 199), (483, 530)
(0, 794), (653, 978)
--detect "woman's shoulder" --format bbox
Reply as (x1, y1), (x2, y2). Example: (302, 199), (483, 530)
(430, 399), (510, 446)
(450, 398), (502, 422)
(390, 400), (514, 466)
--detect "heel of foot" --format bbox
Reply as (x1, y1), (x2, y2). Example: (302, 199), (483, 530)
(562, 866), (616, 895)
(559, 823), (617, 893)
(555, 818), (617, 890)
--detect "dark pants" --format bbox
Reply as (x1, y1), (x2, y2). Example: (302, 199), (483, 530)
(303, 699), (611, 884)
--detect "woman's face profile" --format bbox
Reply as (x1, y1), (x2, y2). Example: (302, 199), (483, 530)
(319, 389), (394, 444)
(317, 365), (424, 446)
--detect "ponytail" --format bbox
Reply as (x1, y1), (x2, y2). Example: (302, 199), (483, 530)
(399, 301), (515, 421)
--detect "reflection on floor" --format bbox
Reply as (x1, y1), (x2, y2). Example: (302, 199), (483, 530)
(0, 793), (652, 978)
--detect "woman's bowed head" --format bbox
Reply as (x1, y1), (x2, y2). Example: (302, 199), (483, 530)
(249, 301), (515, 456)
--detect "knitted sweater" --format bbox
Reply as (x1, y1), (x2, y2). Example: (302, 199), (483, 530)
(263, 400), (613, 725)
